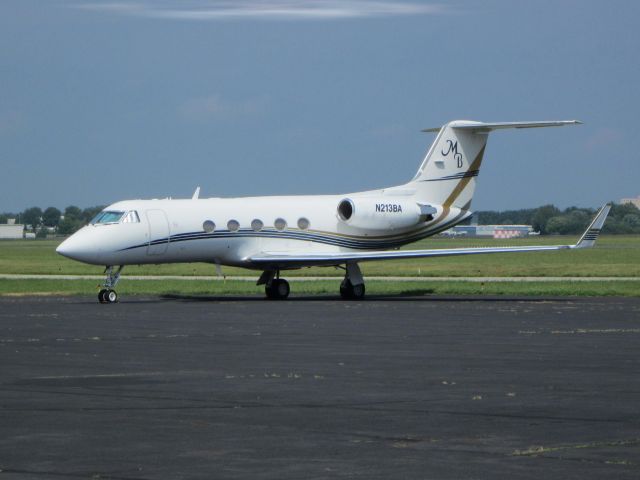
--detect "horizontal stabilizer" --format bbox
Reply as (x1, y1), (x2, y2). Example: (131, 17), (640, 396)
(422, 120), (582, 133)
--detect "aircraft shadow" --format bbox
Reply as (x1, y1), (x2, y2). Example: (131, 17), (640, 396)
(157, 293), (560, 303)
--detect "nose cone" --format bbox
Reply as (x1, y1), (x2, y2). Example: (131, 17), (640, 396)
(55, 237), (76, 258)
(56, 227), (104, 264)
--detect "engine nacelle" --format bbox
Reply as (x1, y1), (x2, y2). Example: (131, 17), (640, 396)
(337, 197), (439, 231)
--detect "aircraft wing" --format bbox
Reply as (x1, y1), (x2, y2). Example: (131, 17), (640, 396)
(247, 204), (611, 268)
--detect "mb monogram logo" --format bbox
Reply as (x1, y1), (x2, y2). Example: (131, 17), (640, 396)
(441, 139), (463, 168)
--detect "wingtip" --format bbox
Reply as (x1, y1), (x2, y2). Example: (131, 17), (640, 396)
(575, 203), (611, 248)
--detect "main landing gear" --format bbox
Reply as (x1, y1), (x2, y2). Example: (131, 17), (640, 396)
(340, 278), (366, 300)
(339, 262), (365, 300)
(257, 262), (366, 300)
(266, 278), (290, 300)
(258, 270), (290, 300)
(98, 265), (123, 304)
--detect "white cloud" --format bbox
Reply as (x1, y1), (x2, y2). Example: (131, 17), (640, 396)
(75, 1), (448, 21)
(179, 94), (268, 120)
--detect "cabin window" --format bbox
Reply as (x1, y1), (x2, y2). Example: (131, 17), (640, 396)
(203, 220), (215, 233)
(227, 220), (240, 232)
(297, 217), (310, 230)
(91, 211), (125, 224)
(251, 219), (263, 232)
(122, 211), (140, 223)
(274, 218), (287, 231)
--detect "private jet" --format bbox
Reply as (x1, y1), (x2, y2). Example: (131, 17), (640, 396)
(56, 120), (611, 303)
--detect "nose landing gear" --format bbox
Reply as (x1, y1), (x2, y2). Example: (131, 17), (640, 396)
(98, 288), (118, 304)
(98, 265), (123, 304)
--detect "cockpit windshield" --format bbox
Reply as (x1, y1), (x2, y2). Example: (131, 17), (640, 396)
(122, 211), (140, 223)
(90, 210), (140, 225)
(91, 211), (125, 224)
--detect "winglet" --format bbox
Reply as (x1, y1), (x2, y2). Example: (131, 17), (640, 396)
(574, 204), (611, 249)
(192, 186), (201, 200)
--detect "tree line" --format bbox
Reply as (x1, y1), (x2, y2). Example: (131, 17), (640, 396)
(473, 203), (640, 234)
(1, 202), (639, 236)
(0, 206), (105, 236)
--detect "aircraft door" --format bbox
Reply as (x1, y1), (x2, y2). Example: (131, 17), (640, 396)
(146, 209), (170, 255)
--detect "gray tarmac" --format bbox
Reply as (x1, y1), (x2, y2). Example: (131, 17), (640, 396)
(0, 295), (639, 479)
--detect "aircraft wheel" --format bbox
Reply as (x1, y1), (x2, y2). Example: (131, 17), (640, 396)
(352, 283), (365, 299)
(98, 289), (108, 303)
(265, 283), (276, 299)
(340, 279), (365, 300)
(266, 279), (290, 300)
(340, 279), (353, 299)
(105, 289), (118, 303)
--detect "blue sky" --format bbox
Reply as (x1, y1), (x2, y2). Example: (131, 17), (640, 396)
(1, 0), (638, 212)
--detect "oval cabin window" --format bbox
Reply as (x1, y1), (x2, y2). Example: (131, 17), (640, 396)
(274, 218), (287, 231)
(297, 217), (310, 230)
(203, 220), (215, 233)
(251, 219), (263, 232)
(227, 220), (240, 232)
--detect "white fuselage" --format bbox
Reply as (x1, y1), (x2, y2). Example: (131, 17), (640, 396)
(57, 119), (585, 275)
(56, 189), (467, 269)
(55, 119), (595, 302)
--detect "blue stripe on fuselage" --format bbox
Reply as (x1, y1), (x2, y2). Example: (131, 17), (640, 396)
(119, 214), (468, 253)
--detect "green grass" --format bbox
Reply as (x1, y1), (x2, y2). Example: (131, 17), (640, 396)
(0, 236), (638, 297)
(1, 236), (639, 277)
(1, 278), (639, 298)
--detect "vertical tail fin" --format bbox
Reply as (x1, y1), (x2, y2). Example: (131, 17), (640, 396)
(409, 120), (489, 211)
(407, 120), (582, 211)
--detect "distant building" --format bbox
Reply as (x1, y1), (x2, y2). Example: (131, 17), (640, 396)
(0, 223), (24, 239)
(443, 224), (535, 239)
(620, 196), (640, 209)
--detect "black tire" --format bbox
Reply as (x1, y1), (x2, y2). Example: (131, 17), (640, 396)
(275, 279), (290, 299)
(265, 283), (276, 299)
(266, 279), (290, 300)
(98, 289), (108, 303)
(340, 279), (365, 300)
(340, 279), (353, 299)
(106, 289), (118, 303)
(351, 283), (365, 299)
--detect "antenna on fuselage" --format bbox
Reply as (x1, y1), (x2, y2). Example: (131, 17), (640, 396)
(192, 186), (201, 200)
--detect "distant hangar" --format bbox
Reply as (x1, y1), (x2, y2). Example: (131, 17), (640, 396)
(0, 220), (24, 239)
(443, 224), (535, 239)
